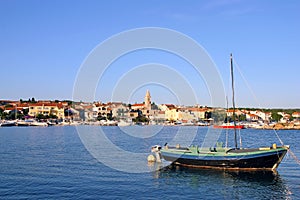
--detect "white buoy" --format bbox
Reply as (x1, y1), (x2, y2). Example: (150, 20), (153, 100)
(147, 154), (156, 162)
(150, 145), (162, 163)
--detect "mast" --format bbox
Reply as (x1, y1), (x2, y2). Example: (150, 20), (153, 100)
(230, 53), (238, 149)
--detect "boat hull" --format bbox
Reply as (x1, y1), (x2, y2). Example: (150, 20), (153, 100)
(161, 146), (288, 170)
(0, 121), (16, 127)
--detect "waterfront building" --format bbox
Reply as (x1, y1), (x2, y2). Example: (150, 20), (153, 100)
(292, 112), (300, 119)
(28, 102), (65, 119)
(149, 110), (166, 124)
(158, 104), (176, 111)
(164, 106), (179, 121)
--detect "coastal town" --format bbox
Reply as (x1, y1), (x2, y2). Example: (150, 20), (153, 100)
(1, 90), (300, 130)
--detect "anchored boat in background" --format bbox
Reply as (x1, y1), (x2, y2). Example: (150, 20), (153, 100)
(154, 54), (289, 170)
(213, 122), (245, 129)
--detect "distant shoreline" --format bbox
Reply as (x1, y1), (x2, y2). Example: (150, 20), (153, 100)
(1, 120), (300, 130)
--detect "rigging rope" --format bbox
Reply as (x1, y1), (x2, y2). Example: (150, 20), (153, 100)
(231, 57), (300, 167)
(238, 129), (242, 148)
(233, 59), (261, 108)
(225, 129), (228, 148)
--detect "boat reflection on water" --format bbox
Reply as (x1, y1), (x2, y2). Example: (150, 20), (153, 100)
(225, 169), (279, 183)
(153, 164), (281, 182)
(150, 165), (292, 199)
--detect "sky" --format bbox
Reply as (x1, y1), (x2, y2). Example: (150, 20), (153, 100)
(0, 0), (299, 108)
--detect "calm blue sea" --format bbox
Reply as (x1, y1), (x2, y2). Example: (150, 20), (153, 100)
(0, 126), (299, 199)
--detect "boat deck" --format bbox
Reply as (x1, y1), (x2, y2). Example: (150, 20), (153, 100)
(226, 148), (261, 153)
(163, 145), (286, 155)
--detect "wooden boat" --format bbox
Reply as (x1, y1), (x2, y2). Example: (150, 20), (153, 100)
(160, 144), (289, 170)
(157, 54), (289, 170)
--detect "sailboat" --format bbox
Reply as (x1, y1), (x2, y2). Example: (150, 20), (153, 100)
(156, 54), (289, 170)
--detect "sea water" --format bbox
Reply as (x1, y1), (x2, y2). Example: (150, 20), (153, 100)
(0, 126), (299, 199)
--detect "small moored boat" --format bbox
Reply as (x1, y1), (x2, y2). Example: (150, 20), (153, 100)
(159, 143), (289, 170)
(213, 122), (245, 129)
(0, 120), (16, 127)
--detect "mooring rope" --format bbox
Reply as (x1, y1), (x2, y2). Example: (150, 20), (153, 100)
(272, 129), (300, 166)
(288, 149), (300, 165)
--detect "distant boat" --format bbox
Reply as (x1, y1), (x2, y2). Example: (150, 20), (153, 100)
(30, 121), (48, 127)
(213, 122), (245, 129)
(118, 120), (132, 126)
(0, 120), (16, 127)
(17, 119), (48, 127)
(196, 121), (209, 126)
(16, 120), (30, 126)
(181, 121), (195, 126)
(155, 54), (289, 171)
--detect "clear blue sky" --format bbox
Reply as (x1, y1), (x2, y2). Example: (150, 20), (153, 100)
(1, 0), (299, 108)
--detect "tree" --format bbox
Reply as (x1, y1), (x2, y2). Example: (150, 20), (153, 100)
(0, 108), (4, 119)
(36, 113), (46, 120)
(23, 108), (29, 116)
(151, 102), (158, 110)
(211, 109), (226, 123)
(238, 114), (246, 122)
(271, 112), (282, 122)
(7, 110), (23, 120)
(107, 111), (114, 121)
(205, 111), (212, 119)
(48, 114), (58, 119)
(133, 115), (149, 123)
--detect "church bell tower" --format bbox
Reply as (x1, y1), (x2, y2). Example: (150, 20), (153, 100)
(144, 90), (151, 110)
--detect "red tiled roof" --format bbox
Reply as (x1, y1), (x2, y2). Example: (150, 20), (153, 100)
(4, 107), (23, 111)
(29, 102), (64, 109)
(94, 103), (107, 107)
(17, 103), (29, 108)
(165, 104), (175, 108)
(107, 102), (123, 105)
(82, 105), (93, 109)
(132, 103), (144, 107)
